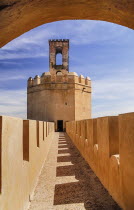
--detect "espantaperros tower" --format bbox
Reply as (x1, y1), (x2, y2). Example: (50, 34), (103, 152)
(27, 39), (91, 131)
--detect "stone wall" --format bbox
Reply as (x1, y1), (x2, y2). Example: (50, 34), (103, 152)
(66, 113), (134, 210)
(0, 116), (55, 210)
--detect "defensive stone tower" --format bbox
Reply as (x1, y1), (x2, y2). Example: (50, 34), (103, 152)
(27, 39), (91, 131)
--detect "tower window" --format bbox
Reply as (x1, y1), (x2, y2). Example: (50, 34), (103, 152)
(56, 53), (62, 65)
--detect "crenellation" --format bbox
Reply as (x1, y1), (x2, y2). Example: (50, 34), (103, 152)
(85, 76), (91, 86)
(28, 77), (33, 87)
(28, 72), (91, 87)
(68, 72), (78, 83)
(79, 74), (85, 84)
(33, 75), (40, 86)
(49, 39), (69, 43)
(41, 72), (45, 77)
(0, 115), (55, 210)
(40, 72), (45, 84)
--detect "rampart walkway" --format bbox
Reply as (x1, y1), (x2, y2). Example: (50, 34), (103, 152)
(28, 132), (121, 210)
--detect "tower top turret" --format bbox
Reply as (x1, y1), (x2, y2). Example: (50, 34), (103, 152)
(49, 39), (69, 75)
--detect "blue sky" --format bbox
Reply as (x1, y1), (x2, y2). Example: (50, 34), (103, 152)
(0, 20), (134, 119)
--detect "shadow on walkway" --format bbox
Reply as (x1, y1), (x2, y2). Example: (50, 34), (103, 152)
(54, 133), (121, 210)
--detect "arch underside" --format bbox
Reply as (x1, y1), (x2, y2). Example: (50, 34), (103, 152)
(0, 0), (134, 47)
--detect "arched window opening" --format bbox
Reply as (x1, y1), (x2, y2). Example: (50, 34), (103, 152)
(56, 71), (62, 75)
(56, 53), (62, 65)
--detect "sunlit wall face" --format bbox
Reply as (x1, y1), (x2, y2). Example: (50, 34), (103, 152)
(0, 20), (134, 119)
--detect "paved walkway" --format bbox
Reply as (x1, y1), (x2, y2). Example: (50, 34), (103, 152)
(28, 132), (121, 210)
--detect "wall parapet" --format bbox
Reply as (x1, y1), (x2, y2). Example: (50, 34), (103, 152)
(0, 116), (55, 210)
(27, 72), (91, 88)
(66, 112), (134, 210)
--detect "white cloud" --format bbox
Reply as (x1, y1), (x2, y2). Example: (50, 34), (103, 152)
(0, 50), (47, 60)
(92, 73), (134, 117)
(0, 27), (55, 59)
(53, 20), (130, 45)
(92, 104), (134, 118)
(0, 89), (27, 119)
(2, 28), (56, 51)
(0, 61), (22, 65)
(93, 77), (134, 100)
(0, 75), (26, 81)
(1, 20), (133, 60)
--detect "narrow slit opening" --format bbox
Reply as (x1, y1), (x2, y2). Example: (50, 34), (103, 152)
(23, 120), (29, 161)
(37, 121), (39, 147)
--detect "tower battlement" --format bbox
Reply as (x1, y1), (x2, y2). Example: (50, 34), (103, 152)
(49, 39), (69, 42)
(27, 73), (91, 88)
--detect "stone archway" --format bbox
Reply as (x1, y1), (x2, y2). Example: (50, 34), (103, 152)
(0, 0), (134, 47)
